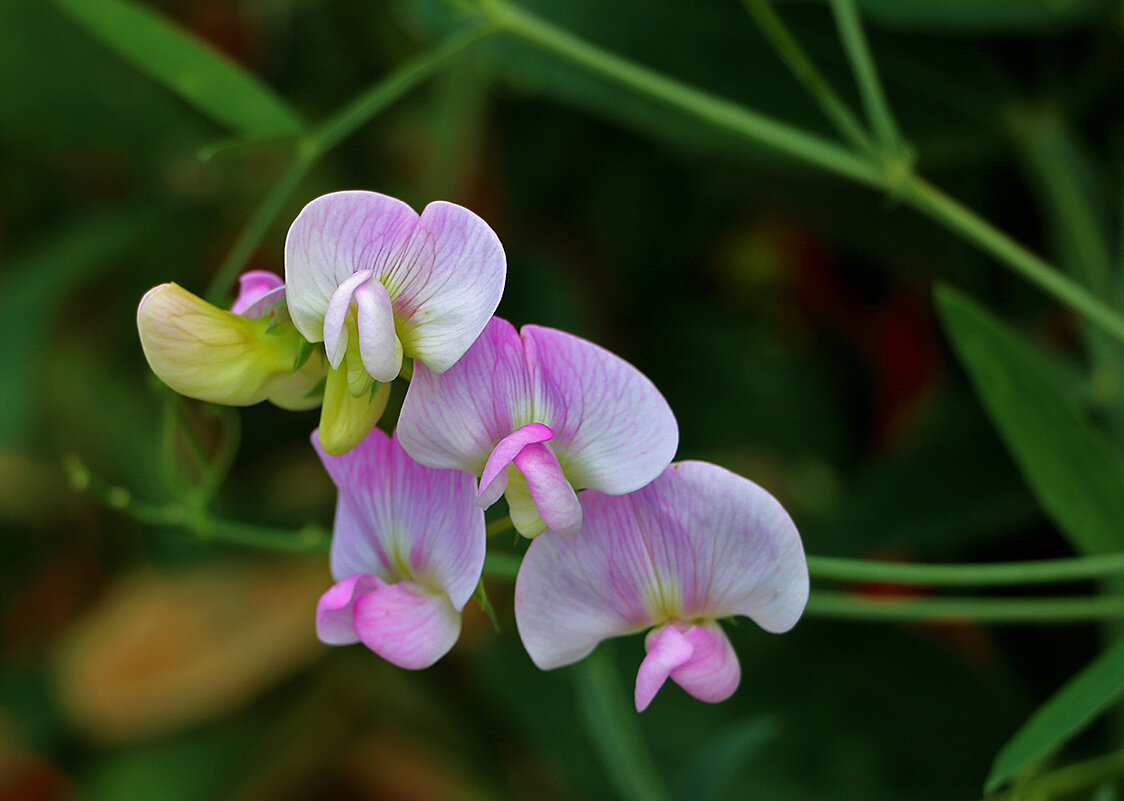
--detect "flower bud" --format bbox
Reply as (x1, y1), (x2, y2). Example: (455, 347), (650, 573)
(137, 283), (304, 406)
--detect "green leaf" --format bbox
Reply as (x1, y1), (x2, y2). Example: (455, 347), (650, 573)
(53, 0), (301, 137)
(935, 285), (1124, 555)
(986, 637), (1124, 793)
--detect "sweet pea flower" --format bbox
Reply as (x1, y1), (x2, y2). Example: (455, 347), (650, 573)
(514, 461), (808, 711)
(313, 426), (485, 669)
(285, 191), (506, 454)
(137, 271), (322, 409)
(397, 316), (678, 539)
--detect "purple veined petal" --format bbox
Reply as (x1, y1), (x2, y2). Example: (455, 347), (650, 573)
(521, 325), (678, 495)
(667, 621), (740, 704)
(353, 580), (462, 670)
(399, 316), (534, 475)
(383, 201), (506, 374)
(285, 191), (418, 346)
(322, 269), (374, 368)
(513, 442), (582, 537)
(477, 423), (554, 508)
(354, 277), (403, 382)
(514, 460), (808, 671)
(312, 427), (485, 611)
(316, 573), (384, 645)
(634, 624), (694, 712)
(232, 270), (287, 318)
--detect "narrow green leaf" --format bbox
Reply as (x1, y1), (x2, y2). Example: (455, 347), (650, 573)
(986, 637), (1124, 793)
(53, 0), (301, 137)
(935, 285), (1124, 555)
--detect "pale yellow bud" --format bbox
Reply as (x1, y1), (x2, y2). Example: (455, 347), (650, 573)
(137, 283), (303, 406)
(316, 362), (390, 456)
(268, 350), (328, 411)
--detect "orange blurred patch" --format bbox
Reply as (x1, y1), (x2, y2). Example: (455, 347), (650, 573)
(54, 558), (329, 742)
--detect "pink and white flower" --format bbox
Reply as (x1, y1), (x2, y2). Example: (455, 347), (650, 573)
(514, 461), (808, 711)
(285, 191), (506, 386)
(313, 426), (486, 669)
(397, 316), (678, 538)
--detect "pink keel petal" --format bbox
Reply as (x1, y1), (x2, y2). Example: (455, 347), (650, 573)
(316, 573), (384, 645)
(232, 270), (286, 317)
(478, 423), (555, 508)
(353, 580), (462, 670)
(513, 442), (582, 537)
(354, 278), (402, 382)
(635, 624), (694, 712)
(322, 269), (374, 368)
(669, 622), (741, 704)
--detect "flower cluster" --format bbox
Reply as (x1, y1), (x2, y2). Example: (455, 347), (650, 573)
(137, 190), (809, 711)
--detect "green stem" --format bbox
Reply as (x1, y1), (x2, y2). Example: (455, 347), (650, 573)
(739, 0), (875, 156)
(827, 0), (901, 154)
(575, 648), (671, 801)
(902, 176), (1124, 344)
(486, 516), (515, 538)
(808, 553), (1124, 586)
(307, 22), (494, 157)
(483, 549), (522, 579)
(484, 0), (881, 186)
(205, 157), (312, 304)
(484, 0), (1124, 346)
(64, 454), (330, 553)
(204, 23), (493, 304)
(806, 591), (1124, 624)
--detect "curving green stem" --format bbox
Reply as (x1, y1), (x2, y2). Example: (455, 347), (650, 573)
(808, 552), (1124, 586)
(827, 0), (901, 154)
(738, 0), (875, 156)
(64, 454), (330, 553)
(479, 0), (1124, 346)
(807, 591), (1124, 624)
(204, 22), (494, 304)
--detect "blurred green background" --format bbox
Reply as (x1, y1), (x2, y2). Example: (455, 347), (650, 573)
(4, 0), (1124, 798)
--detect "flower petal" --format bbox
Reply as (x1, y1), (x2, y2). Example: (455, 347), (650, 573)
(668, 622), (740, 704)
(312, 427), (485, 610)
(354, 277), (403, 382)
(353, 580), (461, 670)
(634, 624), (694, 712)
(477, 423), (554, 508)
(137, 283), (301, 406)
(522, 325), (678, 495)
(285, 191), (418, 346)
(384, 201), (506, 374)
(322, 269), (374, 368)
(514, 461), (807, 670)
(513, 442), (582, 537)
(399, 316), (533, 474)
(316, 573), (383, 645)
(231, 270), (285, 317)
(316, 368), (389, 456)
